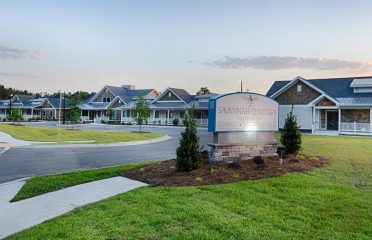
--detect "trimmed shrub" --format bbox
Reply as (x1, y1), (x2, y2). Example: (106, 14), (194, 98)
(172, 118), (179, 126)
(253, 156), (264, 169)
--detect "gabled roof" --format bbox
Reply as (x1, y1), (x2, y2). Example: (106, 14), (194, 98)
(47, 97), (71, 109)
(14, 95), (34, 104)
(168, 88), (193, 103)
(266, 76), (372, 104)
(83, 85), (157, 110)
(152, 87), (193, 104)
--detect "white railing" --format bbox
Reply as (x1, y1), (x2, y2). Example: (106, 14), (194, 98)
(80, 116), (91, 122)
(22, 115), (33, 120)
(196, 118), (208, 126)
(94, 116), (108, 123)
(340, 122), (371, 133)
(120, 117), (208, 126)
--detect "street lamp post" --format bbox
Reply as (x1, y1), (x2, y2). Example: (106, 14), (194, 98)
(58, 91), (62, 143)
(238, 80), (243, 92)
(63, 91), (66, 124)
(8, 93), (13, 119)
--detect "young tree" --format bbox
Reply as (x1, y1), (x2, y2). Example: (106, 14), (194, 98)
(107, 108), (114, 122)
(280, 107), (302, 154)
(196, 87), (211, 96)
(68, 100), (81, 130)
(133, 95), (150, 132)
(11, 109), (23, 124)
(176, 107), (202, 171)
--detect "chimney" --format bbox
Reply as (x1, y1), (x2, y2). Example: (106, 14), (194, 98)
(121, 85), (136, 90)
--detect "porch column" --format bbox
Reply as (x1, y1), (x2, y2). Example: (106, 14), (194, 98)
(153, 109), (155, 123)
(370, 108), (372, 133)
(338, 108), (341, 134)
(312, 107), (315, 134)
(167, 110), (170, 125)
(54, 109), (57, 119)
(31, 109), (33, 118)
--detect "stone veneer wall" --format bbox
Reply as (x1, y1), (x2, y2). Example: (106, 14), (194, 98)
(341, 109), (370, 123)
(209, 143), (278, 162)
(275, 82), (320, 105)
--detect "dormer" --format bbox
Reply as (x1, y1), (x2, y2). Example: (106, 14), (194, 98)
(350, 78), (372, 93)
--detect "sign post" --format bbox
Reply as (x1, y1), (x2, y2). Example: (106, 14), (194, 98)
(208, 92), (279, 162)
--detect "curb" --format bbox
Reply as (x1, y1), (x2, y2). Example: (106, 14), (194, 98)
(17, 135), (172, 149)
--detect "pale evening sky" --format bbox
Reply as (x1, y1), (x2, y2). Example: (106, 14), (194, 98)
(1, 0), (372, 95)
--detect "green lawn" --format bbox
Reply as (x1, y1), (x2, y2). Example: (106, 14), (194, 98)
(0, 125), (162, 143)
(8, 134), (372, 239)
(11, 162), (149, 202)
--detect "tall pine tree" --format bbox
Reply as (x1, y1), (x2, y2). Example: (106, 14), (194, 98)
(176, 107), (202, 171)
(280, 107), (302, 154)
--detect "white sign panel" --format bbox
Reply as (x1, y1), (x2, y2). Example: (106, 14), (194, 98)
(210, 93), (279, 132)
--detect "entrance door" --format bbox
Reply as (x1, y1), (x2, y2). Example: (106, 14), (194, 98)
(327, 111), (338, 130)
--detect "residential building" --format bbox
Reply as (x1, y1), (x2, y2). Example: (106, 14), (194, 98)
(0, 95), (70, 120)
(80, 85), (159, 123)
(145, 88), (217, 125)
(267, 76), (372, 135)
(82, 85), (218, 125)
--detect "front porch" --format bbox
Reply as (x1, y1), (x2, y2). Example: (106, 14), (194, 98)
(120, 109), (209, 126)
(313, 107), (372, 135)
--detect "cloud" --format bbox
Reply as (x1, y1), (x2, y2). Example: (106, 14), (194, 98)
(0, 45), (44, 60)
(208, 56), (372, 72)
(0, 72), (39, 78)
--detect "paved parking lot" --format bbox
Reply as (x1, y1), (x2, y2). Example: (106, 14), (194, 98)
(0, 122), (212, 183)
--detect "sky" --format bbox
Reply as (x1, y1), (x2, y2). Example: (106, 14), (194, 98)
(1, 0), (372, 95)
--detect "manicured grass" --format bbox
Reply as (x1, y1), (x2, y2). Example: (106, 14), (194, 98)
(12, 162), (149, 202)
(0, 125), (162, 143)
(9, 134), (372, 239)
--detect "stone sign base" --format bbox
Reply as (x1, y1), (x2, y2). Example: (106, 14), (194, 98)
(208, 132), (278, 162)
(209, 142), (278, 162)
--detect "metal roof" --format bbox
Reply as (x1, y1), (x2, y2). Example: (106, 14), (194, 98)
(336, 97), (372, 105)
(350, 78), (372, 88)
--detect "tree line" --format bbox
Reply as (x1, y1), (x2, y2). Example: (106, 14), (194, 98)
(0, 84), (96, 102)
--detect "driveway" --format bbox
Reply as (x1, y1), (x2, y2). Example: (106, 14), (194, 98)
(0, 123), (212, 183)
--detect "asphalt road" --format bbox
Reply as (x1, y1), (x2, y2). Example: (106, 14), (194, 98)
(0, 123), (212, 183)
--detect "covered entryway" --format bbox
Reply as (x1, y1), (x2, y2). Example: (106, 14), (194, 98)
(326, 110), (339, 130)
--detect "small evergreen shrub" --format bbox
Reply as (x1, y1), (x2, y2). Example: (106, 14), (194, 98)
(280, 108), (302, 154)
(176, 107), (202, 172)
(172, 118), (179, 126)
(253, 156), (264, 169)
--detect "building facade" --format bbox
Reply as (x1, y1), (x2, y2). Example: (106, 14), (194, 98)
(267, 76), (372, 136)
(0, 95), (70, 120)
(81, 85), (218, 125)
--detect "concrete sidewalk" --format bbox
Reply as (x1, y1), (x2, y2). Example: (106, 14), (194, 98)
(0, 132), (31, 147)
(0, 177), (147, 239)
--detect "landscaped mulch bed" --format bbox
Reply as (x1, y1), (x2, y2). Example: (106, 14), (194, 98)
(121, 155), (329, 186)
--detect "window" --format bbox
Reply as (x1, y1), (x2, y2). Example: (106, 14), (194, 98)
(168, 92), (172, 98)
(103, 97), (111, 103)
(196, 111), (202, 119)
(169, 111), (173, 118)
(127, 110), (131, 117)
(297, 84), (302, 92)
(180, 111), (185, 119)
(155, 111), (160, 118)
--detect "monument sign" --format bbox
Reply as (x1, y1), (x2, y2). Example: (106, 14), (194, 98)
(208, 92), (279, 161)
